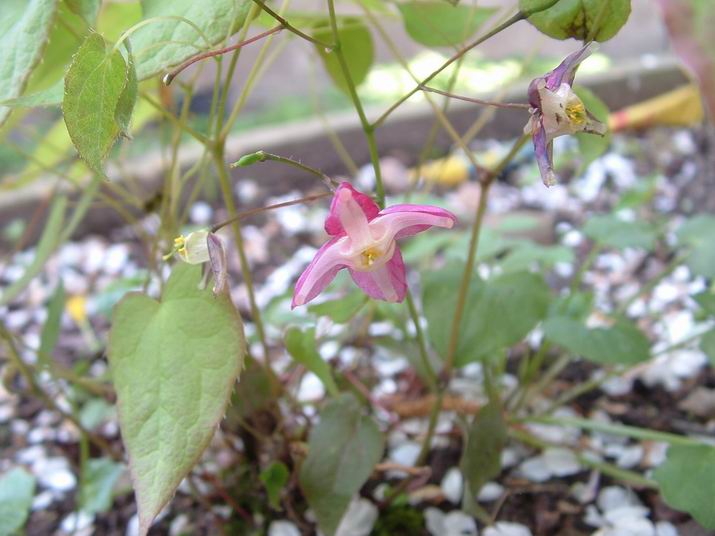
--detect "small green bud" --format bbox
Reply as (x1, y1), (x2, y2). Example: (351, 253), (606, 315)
(231, 150), (267, 168)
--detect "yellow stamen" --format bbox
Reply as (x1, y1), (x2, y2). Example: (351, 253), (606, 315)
(565, 100), (587, 125)
(360, 247), (382, 268)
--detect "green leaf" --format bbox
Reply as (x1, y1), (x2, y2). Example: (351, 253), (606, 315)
(39, 281), (65, 365)
(0, 0), (59, 126)
(548, 291), (593, 322)
(677, 214), (715, 278)
(694, 292), (715, 317)
(543, 317), (650, 365)
(460, 402), (507, 501)
(0, 78), (64, 108)
(582, 214), (657, 250)
(66, 0), (102, 26)
(653, 444), (715, 529)
(398, 2), (496, 47)
(499, 243), (574, 273)
(80, 458), (125, 514)
(299, 394), (384, 536)
(700, 329), (715, 367)
(230, 362), (274, 421)
(108, 263), (245, 535)
(308, 291), (368, 323)
(313, 18), (374, 94)
(423, 266), (550, 366)
(520, 0), (631, 42)
(63, 33), (130, 173)
(260, 461), (289, 510)
(285, 327), (339, 397)
(79, 398), (114, 429)
(0, 468), (36, 536)
(132, 0), (251, 80)
(115, 46), (138, 137)
(0, 196), (66, 307)
(574, 86), (611, 170)
(97, 1), (142, 43)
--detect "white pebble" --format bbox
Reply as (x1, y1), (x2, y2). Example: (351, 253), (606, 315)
(483, 521), (533, 536)
(477, 482), (504, 502)
(60, 511), (94, 533)
(389, 442), (421, 467)
(190, 201), (213, 225)
(335, 498), (378, 536)
(268, 520), (301, 536)
(34, 457), (76, 492)
(440, 468), (463, 504)
(425, 508), (478, 536)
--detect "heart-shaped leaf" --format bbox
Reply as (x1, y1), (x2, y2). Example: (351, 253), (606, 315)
(300, 394), (384, 536)
(423, 266), (551, 366)
(543, 317), (650, 365)
(653, 444), (715, 529)
(313, 18), (374, 94)
(398, 2), (496, 47)
(109, 263), (245, 535)
(63, 33), (133, 173)
(0, 468), (35, 536)
(520, 0), (631, 42)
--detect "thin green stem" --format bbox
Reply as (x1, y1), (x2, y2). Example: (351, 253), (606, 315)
(416, 390), (444, 466)
(219, 1), (285, 140)
(250, 0), (332, 48)
(510, 427), (658, 489)
(211, 192), (330, 233)
(113, 15), (212, 53)
(420, 86), (530, 110)
(522, 416), (709, 448)
(570, 244), (601, 293)
(325, 0), (385, 207)
(405, 290), (438, 390)
(444, 135), (529, 377)
(212, 148), (278, 391)
(231, 151), (338, 190)
(140, 92), (209, 145)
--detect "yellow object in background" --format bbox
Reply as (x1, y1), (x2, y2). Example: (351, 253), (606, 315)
(410, 155), (471, 186)
(609, 84), (704, 132)
(66, 295), (88, 325)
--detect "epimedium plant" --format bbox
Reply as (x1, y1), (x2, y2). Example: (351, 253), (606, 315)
(2, 0), (715, 534)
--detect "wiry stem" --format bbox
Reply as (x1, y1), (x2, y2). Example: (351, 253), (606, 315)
(163, 26), (283, 85)
(420, 85), (530, 110)
(325, 0), (385, 207)
(250, 0), (333, 48)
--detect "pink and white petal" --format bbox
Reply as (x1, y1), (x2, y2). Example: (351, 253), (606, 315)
(349, 248), (407, 303)
(292, 237), (348, 308)
(532, 123), (557, 187)
(374, 204), (457, 241)
(324, 182), (380, 236)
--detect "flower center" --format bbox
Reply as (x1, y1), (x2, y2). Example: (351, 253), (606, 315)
(565, 100), (586, 125)
(360, 246), (382, 268)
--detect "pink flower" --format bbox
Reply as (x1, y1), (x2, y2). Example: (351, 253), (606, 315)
(524, 43), (607, 187)
(292, 182), (457, 308)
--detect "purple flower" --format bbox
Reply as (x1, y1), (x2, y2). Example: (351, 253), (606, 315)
(524, 43), (607, 187)
(292, 182), (457, 308)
